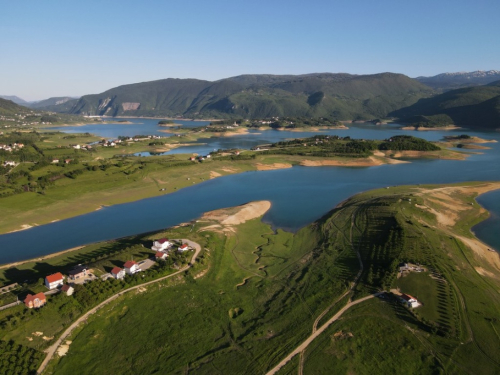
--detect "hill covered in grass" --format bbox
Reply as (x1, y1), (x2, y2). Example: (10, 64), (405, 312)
(42, 73), (433, 120)
(391, 81), (500, 129)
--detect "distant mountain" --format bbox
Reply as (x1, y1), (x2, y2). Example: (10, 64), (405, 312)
(415, 70), (500, 91)
(27, 96), (79, 112)
(390, 80), (500, 129)
(0, 95), (28, 105)
(56, 73), (432, 120)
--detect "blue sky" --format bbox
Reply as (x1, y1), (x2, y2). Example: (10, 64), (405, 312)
(1, 0), (499, 100)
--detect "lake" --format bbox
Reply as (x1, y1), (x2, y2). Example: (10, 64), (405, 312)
(0, 120), (499, 264)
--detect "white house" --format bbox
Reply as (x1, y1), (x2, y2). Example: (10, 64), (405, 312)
(155, 251), (168, 260)
(61, 284), (74, 296)
(124, 261), (140, 275)
(178, 243), (190, 252)
(45, 272), (65, 290)
(111, 267), (125, 280)
(152, 238), (171, 252)
(400, 293), (420, 308)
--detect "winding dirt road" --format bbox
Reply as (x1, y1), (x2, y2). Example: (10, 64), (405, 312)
(266, 293), (380, 375)
(37, 239), (201, 375)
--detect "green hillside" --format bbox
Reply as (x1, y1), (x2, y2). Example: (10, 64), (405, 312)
(391, 81), (500, 129)
(27, 97), (78, 112)
(0, 98), (30, 116)
(47, 73), (433, 120)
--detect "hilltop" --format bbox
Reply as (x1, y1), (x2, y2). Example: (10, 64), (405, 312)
(415, 70), (500, 92)
(39, 73), (433, 120)
(391, 80), (500, 129)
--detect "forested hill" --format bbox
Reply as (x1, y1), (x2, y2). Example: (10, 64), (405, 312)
(391, 80), (500, 129)
(44, 73), (433, 120)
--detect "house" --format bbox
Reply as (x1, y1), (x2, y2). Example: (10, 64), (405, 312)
(124, 261), (140, 275)
(24, 292), (46, 309)
(45, 272), (64, 290)
(155, 251), (168, 260)
(178, 243), (190, 252)
(111, 267), (125, 280)
(61, 284), (74, 296)
(152, 238), (171, 251)
(68, 265), (88, 280)
(400, 293), (420, 308)
(65, 159), (72, 164)
(52, 159), (59, 164)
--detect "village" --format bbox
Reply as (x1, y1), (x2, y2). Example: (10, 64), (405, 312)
(5, 238), (194, 311)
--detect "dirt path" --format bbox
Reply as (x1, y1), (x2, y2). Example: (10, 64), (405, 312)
(266, 293), (379, 375)
(37, 240), (201, 375)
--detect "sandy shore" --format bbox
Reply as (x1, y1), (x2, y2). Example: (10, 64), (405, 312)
(401, 125), (461, 131)
(443, 136), (497, 144)
(415, 182), (500, 273)
(201, 201), (272, 226)
(255, 163), (293, 170)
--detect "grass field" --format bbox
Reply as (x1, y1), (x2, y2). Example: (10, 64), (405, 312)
(1, 183), (499, 375)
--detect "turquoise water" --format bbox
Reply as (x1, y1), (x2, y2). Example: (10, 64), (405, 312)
(0, 121), (499, 264)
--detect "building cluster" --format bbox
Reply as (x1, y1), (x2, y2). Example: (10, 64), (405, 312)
(0, 142), (24, 152)
(151, 238), (191, 260)
(21, 239), (193, 309)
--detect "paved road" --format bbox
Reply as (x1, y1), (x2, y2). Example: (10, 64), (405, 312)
(266, 293), (380, 375)
(37, 239), (201, 375)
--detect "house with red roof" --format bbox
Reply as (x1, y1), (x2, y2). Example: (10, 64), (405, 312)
(400, 293), (420, 308)
(152, 238), (171, 252)
(45, 272), (65, 290)
(61, 284), (74, 296)
(178, 243), (190, 252)
(111, 267), (125, 280)
(155, 251), (168, 260)
(24, 292), (46, 309)
(124, 261), (139, 275)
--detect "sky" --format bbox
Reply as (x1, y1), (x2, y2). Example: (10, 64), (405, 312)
(1, 0), (499, 101)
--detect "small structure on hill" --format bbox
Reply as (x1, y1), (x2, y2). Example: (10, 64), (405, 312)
(124, 261), (140, 275)
(111, 267), (125, 280)
(24, 292), (46, 309)
(61, 284), (74, 296)
(178, 243), (190, 252)
(400, 293), (420, 308)
(155, 251), (168, 260)
(45, 273), (65, 290)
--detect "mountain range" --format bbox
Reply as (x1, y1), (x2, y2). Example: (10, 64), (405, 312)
(415, 70), (500, 91)
(35, 73), (434, 120)
(2, 70), (500, 129)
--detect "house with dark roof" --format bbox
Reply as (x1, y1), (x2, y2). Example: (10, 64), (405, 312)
(68, 265), (88, 280)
